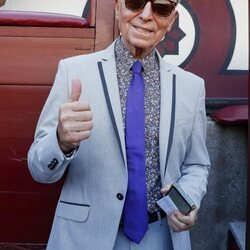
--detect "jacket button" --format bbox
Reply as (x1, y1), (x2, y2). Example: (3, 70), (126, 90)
(116, 193), (124, 200)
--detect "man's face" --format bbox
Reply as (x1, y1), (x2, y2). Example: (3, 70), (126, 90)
(115, 0), (178, 57)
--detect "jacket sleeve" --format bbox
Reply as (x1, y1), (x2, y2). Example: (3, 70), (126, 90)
(177, 80), (211, 209)
(27, 60), (76, 183)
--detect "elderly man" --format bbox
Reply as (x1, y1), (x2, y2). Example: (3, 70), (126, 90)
(28, 0), (210, 249)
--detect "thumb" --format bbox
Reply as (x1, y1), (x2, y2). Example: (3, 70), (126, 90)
(69, 79), (82, 102)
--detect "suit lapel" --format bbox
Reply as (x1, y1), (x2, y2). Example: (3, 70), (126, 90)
(96, 45), (176, 179)
(159, 58), (176, 185)
(97, 52), (127, 167)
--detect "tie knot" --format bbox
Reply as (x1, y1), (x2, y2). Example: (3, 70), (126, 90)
(132, 60), (143, 74)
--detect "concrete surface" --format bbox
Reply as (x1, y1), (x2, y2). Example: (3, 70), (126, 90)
(190, 118), (248, 250)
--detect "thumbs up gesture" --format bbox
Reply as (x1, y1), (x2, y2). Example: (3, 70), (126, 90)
(57, 79), (93, 153)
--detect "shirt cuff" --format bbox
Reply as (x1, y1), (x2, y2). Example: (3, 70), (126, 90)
(64, 147), (79, 159)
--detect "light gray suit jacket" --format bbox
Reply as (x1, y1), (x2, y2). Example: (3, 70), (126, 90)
(28, 40), (210, 250)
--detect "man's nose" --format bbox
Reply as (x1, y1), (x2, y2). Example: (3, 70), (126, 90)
(139, 1), (154, 20)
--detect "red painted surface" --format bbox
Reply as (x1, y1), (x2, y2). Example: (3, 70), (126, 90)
(0, 11), (95, 245)
(0, 10), (89, 27)
(210, 105), (248, 125)
(0, 86), (64, 244)
(185, 0), (248, 98)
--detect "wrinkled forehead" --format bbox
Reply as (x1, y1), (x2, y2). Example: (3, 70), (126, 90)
(153, 0), (179, 3)
(122, 0), (179, 3)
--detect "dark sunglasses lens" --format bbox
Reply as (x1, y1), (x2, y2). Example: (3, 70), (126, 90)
(125, 0), (176, 17)
(125, 0), (146, 11)
(153, 3), (175, 16)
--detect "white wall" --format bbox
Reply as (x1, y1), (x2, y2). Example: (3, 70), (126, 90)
(0, 0), (87, 16)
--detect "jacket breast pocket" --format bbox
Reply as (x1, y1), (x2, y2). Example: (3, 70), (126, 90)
(56, 200), (90, 222)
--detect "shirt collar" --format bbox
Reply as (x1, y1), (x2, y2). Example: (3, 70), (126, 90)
(115, 37), (158, 73)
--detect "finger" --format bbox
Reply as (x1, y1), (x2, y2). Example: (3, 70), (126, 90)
(69, 121), (93, 132)
(176, 209), (197, 226)
(67, 130), (92, 143)
(72, 110), (93, 122)
(160, 184), (171, 195)
(71, 102), (91, 112)
(59, 129), (92, 147)
(168, 212), (188, 232)
(174, 211), (196, 231)
(69, 79), (82, 102)
(60, 110), (93, 123)
(168, 216), (182, 232)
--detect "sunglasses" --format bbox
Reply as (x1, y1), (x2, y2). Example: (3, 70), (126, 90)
(125, 0), (178, 17)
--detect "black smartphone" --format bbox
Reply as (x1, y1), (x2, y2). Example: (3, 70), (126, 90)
(166, 183), (196, 215)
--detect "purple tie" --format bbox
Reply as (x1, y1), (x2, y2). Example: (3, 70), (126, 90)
(123, 60), (148, 244)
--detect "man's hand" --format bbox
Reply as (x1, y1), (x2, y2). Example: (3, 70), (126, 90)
(57, 79), (93, 154)
(167, 208), (197, 232)
(160, 185), (197, 232)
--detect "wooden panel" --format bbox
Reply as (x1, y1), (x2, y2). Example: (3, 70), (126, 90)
(95, 0), (116, 51)
(0, 85), (49, 186)
(0, 35), (94, 85)
(89, 0), (96, 27)
(0, 192), (60, 243)
(0, 243), (46, 249)
(0, 26), (94, 38)
(0, 9), (96, 244)
(0, 85), (64, 243)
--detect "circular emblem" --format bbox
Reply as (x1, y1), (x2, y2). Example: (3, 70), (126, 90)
(157, 0), (200, 68)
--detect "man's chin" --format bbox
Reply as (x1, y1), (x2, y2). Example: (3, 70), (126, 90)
(131, 40), (153, 50)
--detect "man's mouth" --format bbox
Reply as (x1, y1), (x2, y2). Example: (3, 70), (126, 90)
(134, 25), (152, 34)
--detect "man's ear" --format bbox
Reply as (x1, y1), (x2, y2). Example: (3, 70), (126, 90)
(166, 11), (178, 32)
(115, 0), (119, 20)
(0, 0), (6, 7)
